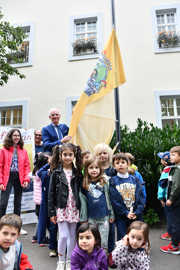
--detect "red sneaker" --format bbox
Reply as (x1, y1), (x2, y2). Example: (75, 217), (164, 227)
(160, 232), (171, 241)
(108, 253), (117, 269)
(160, 242), (180, 254)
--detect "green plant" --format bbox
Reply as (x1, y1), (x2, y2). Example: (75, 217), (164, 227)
(73, 39), (97, 55)
(110, 119), (180, 218)
(0, 10), (26, 86)
(143, 208), (160, 226)
(157, 31), (179, 48)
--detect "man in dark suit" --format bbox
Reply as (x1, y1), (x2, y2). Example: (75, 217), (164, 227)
(42, 108), (71, 152)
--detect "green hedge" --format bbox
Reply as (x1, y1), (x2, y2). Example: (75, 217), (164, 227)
(110, 119), (180, 223)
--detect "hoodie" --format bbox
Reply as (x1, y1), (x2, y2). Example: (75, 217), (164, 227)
(71, 244), (108, 270)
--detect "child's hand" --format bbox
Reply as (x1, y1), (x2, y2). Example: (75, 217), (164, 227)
(22, 181), (29, 188)
(122, 235), (129, 246)
(0, 184), (5, 191)
(109, 218), (114, 223)
(166, 199), (172, 206)
(127, 212), (136, 219)
(50, 216), (57, 224)
(160, 200), (165, 207)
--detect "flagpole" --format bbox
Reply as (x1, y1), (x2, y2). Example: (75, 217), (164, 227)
(111, 0), (121, 149)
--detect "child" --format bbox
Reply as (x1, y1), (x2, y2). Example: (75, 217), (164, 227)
(36, 152), (57, 256)
(0, 213), (33, 270)
(82, 150), (91, 165)
(31, 152), (49, 245)
(81, 156), (114, 252)
(125, 152), (146, 207)
(94, 143), (115, 177)
(112, 221), (150, 270)
(94, 143), (116, 256)
(160, 146), (180, 254)
(157, 151), (172, 241)
(48, 143), (83, 270)
(81, 150), (91, 175)
(109, 153), (144, 241)
(71, 223), (108, 270)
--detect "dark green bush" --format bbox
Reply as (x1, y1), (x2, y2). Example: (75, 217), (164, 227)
(110, 119), (180, 224)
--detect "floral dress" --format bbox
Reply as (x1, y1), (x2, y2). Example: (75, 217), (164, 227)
(56, 169), (79, 223)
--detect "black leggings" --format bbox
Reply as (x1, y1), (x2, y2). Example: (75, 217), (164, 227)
(0, 172), (22, 218)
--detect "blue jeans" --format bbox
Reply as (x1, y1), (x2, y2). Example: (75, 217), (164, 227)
(37, 192), (57, 249)
(164, 205), (172, 235)
(108, 222), (115, 253)
(167, 205), (180, 246)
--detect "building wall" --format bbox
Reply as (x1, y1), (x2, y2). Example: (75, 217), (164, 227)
(0, 0), (180, 130)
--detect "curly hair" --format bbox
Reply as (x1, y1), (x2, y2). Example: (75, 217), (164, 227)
(83, 155), (106, 190)
(3, 128), (24, 149)
(94, 143), (113, 164)
(50, 143), (82, 174)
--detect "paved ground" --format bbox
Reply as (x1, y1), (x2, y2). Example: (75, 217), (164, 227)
(20, 223), (180, 270)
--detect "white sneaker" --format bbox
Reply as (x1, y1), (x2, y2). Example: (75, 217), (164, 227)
(65, 260), (71, 270)
(20, 228), (28, 235)
(56, 261), (65, 270)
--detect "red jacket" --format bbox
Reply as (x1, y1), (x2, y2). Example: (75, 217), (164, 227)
(0, 146), (30, 189)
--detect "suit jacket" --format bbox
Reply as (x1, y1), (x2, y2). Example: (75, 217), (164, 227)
(42, 123), (69, 152)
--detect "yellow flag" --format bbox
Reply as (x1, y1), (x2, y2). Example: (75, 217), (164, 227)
(68, 29), (126, 151)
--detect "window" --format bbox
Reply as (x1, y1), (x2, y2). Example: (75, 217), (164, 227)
(8, 23), (34, 67)
(66, 97), (79, 125)
(0, 101), (28, 128)
(0, 106), (22, 127)
(152, 4), (180, 53)
(155, 91), (180, 128)
(69, 14), (103, 61)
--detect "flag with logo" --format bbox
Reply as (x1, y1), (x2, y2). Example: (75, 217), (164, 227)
(68, 29), (126, 152)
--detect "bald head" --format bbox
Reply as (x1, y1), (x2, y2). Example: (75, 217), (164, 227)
(49, 108), (61, 125)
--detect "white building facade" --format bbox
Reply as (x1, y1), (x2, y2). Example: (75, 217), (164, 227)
(0, 0), (180, 130)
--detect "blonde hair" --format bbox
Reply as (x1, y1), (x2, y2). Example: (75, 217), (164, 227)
(83, 156), (106, 190)
(127, 221), (150, 254)
(94, 143), (113, 163)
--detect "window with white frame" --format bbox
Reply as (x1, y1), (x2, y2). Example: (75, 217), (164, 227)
(69, 14), (102, 61)
(0, 101), (28, 128)
(66, 97), (78, 125)
(155, 91), (180, 128)
(0, 106), (22, 127)
(152, 4), (180, 53)
(7, 23), (34, 67)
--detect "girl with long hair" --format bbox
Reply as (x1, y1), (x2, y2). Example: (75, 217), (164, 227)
(48, 143), (82, 270)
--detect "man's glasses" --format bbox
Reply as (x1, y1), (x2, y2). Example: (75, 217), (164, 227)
(51, 114), (60, 116)
(35, 134), (42, 137)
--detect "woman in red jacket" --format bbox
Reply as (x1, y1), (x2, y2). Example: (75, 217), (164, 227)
(0, 128), (31, 218)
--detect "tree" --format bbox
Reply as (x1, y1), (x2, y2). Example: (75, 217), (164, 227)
(0, 11), (26, 86)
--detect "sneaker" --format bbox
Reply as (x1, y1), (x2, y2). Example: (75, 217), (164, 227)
(39, 237), (49, 247)
(32, 236), (37, 244)
(20, 228), (28, 235)
(56, 261), (65, 270)
(160, 242), (180, 254)
(160, 232), (171, 241)
(49, 249), (57, 257)
(65, 260), (71, 270)
(108, 253), (117, 269)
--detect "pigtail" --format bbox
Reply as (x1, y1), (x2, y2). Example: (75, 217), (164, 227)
(33, 152), (49, 175)
(50, 145), (61, 171)
(74, 145), (82, 174)
(32, 153), (39, 175)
